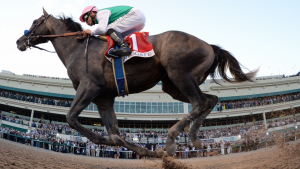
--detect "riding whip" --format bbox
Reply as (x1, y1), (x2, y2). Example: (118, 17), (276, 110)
(84, 35), (90, 73)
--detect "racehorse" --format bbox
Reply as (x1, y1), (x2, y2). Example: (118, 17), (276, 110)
(16, 9), (258, 157)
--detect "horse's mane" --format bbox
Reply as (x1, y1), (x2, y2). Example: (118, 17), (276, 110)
(57, 14), (83, 32)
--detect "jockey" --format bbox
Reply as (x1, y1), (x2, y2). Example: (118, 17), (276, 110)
(80, 5), (146, 57)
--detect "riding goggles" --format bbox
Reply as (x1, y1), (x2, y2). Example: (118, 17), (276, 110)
(84, 6), (96, 22)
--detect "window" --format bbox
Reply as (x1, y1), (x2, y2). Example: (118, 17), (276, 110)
(158, 103), (162, 113)
(146, 102), (151, 113)
(179, 103), (184, 113)
(135, 102), (140, 113)
(174, 102), (178, 113)
(168, 102), (173, 113)
(188, 103), (192, 112)
(94, 104), (98, 111)
(130, 102), (136, 113)
(141, 102), (146, 113)
(125, 102), (130, 113)
(163, 103), (168, 113)
(152, 102), (158, 113)
(119, 102), (124, 113)
(114, 101), (119, 112)
(112, 101), (186, 114)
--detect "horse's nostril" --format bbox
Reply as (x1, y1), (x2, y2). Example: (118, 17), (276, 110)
(16, 40), (19, 44)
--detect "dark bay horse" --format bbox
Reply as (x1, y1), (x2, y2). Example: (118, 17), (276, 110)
(16, 9), (257, 157)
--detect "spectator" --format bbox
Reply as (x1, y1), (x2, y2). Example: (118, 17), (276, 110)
(86, 143), (91, 156)
(53, 145), (59, 152)
(227, 142), (231, 154)
(220, 141), (225, 155)
(185, 146), (189, 159)
(96, 145), (100, 157)
(91, 143), (96, 157)
(61, 145), (67, 153)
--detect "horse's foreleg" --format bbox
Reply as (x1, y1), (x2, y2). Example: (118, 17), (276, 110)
(95, 98), (165, 158)
(95, 98), (126, 146)
(189, 94), (218, 149)
(66, 82), (114, 145)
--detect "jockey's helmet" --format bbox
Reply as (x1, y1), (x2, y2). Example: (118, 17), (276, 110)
(80, 6), (99, 22)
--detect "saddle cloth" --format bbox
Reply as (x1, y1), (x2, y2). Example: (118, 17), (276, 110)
(104, 32), (155, 62)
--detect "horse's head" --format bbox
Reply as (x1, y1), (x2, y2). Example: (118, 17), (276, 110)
(16, 8), (51, 51)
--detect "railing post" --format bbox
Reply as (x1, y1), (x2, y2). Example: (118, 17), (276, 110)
(28, 109), (34, 132)
(263, 112), (267, 129)
(0, 113), (2, 126)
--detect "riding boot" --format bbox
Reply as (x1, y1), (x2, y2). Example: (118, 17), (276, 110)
(107, 29), (131, 57)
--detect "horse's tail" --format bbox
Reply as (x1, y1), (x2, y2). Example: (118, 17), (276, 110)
(208, 45), (258, 84)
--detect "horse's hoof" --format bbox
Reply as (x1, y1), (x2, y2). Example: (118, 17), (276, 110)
(111, 134), (126, 146)
(155, 148), (166, 158)
(165, 143), (177, 156)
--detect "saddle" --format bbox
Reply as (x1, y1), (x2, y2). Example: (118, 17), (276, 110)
(103, 32), (155, 97)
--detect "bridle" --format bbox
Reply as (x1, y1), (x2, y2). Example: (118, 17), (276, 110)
(23, 14), (88, 53)
(24, 15), (55, 53)
(21, 12), (106, 73)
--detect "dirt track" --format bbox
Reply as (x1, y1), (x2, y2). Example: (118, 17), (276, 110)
(0, 138), (299, 169)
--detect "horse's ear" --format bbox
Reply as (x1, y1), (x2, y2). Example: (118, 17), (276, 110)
(43, 7), (48, 16)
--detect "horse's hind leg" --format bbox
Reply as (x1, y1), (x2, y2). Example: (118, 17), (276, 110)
(165, 74), (213, 156)
(66, 82), (114, 145)
(189, 94), (218, 149)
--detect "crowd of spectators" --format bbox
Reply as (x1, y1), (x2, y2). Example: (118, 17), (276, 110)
(2, 90), (300, 113)
(1, 110), (300, 143)
(23, 74), (70, 80)
(0, 91), (72, 107)
(1, 110), (300, 159)
(283, 72), (300, 78)
(210, 73), (300, 84)
(218, 92), (300, 111)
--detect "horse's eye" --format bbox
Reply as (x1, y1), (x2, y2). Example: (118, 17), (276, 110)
(33, 20), (37, 24)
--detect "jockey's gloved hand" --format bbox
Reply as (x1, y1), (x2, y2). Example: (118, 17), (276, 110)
(84, 29), (92, 35)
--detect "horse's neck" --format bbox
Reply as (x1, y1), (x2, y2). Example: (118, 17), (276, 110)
(48, 18), (80, 67)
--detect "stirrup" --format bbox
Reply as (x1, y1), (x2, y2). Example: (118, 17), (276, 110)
(107, 48), (119, 58)
(108, 46), (132, 57)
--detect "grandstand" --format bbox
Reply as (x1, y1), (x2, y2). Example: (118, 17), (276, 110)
(0, 71), (300, 158)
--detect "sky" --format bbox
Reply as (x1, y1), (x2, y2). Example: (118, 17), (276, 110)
(0, 0), (299, 78)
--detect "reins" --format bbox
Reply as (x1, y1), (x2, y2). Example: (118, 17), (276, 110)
(29, 31), (87, 39)
(27, 31), (89, 53)
(31, 45), (56, 53)
(24, 14), (107, 53)
(26, 31), (107, 53)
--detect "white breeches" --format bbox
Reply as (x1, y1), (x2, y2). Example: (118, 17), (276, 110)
(107, 8), (146, 37)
